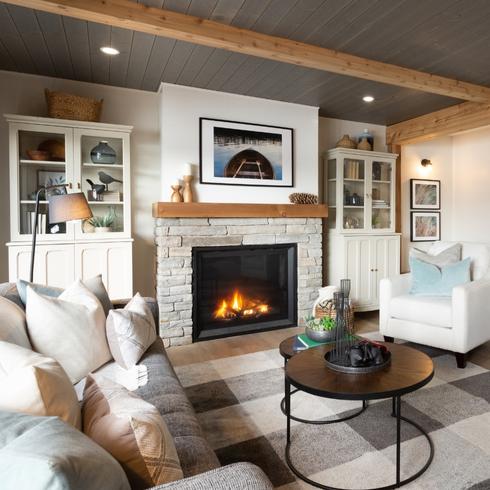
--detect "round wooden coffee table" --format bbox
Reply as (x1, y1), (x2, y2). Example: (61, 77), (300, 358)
(284, 342), (434, 490)
(279, 336), (367, 424)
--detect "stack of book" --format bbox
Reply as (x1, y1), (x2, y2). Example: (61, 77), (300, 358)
(293, 333), (332, 351)
(344, 160), (361, 180)
(24, 212), (46, 234)
(372, 199), (390, 208)
(101, 191), (122, 202)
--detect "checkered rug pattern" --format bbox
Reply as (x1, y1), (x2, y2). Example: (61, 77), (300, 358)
(174, 334), (490, 490)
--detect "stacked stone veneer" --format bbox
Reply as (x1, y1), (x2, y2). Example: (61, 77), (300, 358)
(154, 217), (323, 346)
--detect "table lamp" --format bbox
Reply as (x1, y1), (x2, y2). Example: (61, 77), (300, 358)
(29, 185), (92, 282)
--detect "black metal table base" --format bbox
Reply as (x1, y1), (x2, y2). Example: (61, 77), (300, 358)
(280, 389), (367, 424)
(284, 379), (434, 490)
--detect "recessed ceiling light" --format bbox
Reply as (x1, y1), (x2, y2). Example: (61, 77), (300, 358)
(100, 46), (120, 56)
(362, 95), (375, 103)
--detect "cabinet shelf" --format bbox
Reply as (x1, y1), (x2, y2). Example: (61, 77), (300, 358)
(88, 201), (124, 205)
(82, 163), (123, 169)
(372, 180), (391, 184)
(344, 178), (364, 182)
(344, 205), (364, 209)
(20, 200), (48, 204)
(20, 159), (66, 167)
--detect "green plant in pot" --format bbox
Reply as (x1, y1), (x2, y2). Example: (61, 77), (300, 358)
(304, 315), (336, 342)
(88, 208), (116, 233)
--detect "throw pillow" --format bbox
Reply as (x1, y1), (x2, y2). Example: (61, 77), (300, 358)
(82, 374), (183, 490)
(0, 341), (81, 428)
(0, 411), (130, 490)
(0, 297), (31, 349)
(25, 280), (112, 383)
(0, 282), (24, 309)
(17, 274), (113, 316)
(410, 257), (471, 296)
(410, 242), (462, 269)
(106, 293), (157, 369)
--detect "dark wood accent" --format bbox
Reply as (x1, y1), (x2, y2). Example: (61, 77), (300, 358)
(286, 342), (434, 401)
(152, 202), (328, 218)
(384, 335), (395, 343)
(455, 352), (467, 369)
(279, 336), (298, 361)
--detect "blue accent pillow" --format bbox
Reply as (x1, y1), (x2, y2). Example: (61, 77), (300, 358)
(410, 257), (471, 296)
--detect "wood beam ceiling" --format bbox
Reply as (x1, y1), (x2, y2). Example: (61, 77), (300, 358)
(387, 101), (490, 145)
(3, 0), (490, 104)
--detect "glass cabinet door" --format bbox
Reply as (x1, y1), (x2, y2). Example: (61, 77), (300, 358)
(74, 130), (129, 238)
(15, 125), (73, 241)
(342, 158), (365, 231)
(371, 161), (393, 230)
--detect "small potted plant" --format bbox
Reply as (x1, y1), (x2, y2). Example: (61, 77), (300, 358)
(304, 315), (336, 343)
(88, 208), (116, 233)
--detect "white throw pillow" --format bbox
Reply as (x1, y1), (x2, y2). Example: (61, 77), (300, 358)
(0, 297), (31, 349)
(25, 279), (112, 383)
(0, 341), (81, 428)
(106, 293), (157, 369)
(410, 243), (462, 269)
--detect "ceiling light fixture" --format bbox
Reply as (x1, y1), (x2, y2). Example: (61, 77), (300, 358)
(100, 46), (120, 56)
(362, 95), (375, 103)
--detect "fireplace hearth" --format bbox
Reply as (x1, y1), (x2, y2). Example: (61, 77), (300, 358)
(192, 244), (297, 341)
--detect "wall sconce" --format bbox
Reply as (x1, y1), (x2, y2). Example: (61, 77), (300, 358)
(421, 159), (432, 169)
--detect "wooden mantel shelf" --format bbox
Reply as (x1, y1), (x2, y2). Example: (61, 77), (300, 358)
(153, 202), (328, 218)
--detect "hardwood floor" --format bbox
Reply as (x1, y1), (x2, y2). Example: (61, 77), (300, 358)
(167, 311), (379, 367)
(167, 311), (490, 370)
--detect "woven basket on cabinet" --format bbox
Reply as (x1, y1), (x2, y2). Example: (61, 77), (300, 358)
(45, 89), (103, 122)
(315, 299), (355, 333)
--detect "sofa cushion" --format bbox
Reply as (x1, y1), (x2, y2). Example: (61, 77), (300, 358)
(18, 275), (113, 316)
(135, 339), (221, 477)
(0, 297), (31, 348)
(390, 294), (452, 328)
(0, 411), (130, 490)
(82, 374), (183, 490)
(0, 341), (81, 428)
(106, 293), (157, 369)
(25, 280), (112, 383)
(410, 257), (471, 297)
(0, 283), (24, 309)
(410, 243), (461, 268)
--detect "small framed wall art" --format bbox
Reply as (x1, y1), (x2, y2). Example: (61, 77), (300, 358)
(410, 179), (440, 209)
(199, 118), (294, 187)
(411, 211), (441, 242)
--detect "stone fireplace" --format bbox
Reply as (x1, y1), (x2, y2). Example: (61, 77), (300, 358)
(153, 204), (325, 346)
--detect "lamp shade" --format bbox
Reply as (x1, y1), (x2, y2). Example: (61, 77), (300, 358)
(48, 193), (93, 224)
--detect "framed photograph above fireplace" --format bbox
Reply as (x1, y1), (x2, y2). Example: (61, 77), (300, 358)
(199, 118), (294, 187)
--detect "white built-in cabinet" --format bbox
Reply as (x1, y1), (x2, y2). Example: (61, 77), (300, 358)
(325, 148), (400, 311)
(6, 114), (133, 298)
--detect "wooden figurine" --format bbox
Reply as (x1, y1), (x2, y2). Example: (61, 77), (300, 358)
(170, 183), (183, 202)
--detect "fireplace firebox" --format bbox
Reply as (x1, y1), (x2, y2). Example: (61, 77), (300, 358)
(192, 244), (297, 341)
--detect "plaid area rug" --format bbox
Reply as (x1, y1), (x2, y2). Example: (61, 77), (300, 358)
(174, 334), (490, 490)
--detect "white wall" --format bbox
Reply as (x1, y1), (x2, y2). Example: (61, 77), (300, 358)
(0, 70), (160, 296)
(400, 138), (453, 271)
(159, 83), (319, 203)
(318, 117), (387, 155)
(451, 127), (490, 242)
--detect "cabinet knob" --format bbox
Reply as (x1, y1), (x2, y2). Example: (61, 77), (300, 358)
(77, 182), (81, 190)
(68, 182), (73, 189)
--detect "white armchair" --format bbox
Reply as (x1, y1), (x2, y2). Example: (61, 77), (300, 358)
(380, 242), (490, 368)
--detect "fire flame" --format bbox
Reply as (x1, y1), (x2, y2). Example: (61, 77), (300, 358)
(214, 289), (270, 320)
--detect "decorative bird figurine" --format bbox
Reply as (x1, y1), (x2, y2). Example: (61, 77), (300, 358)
(86, 178), (105, 197)
(98, 171), (123, 191)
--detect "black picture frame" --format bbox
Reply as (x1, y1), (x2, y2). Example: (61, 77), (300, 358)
(199, 117), (294, 188)
(410, 179), (440, 210)
(410, 211), (441, 242)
